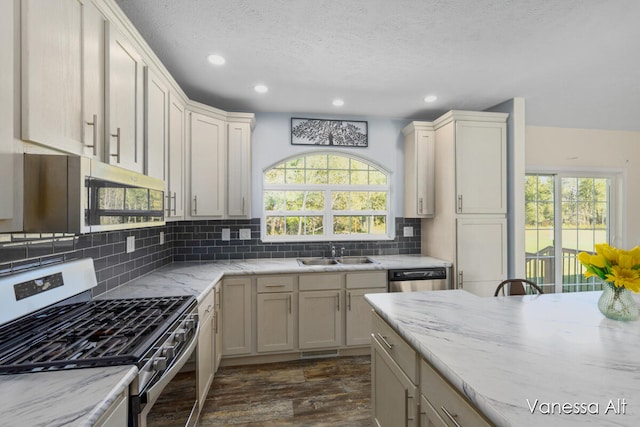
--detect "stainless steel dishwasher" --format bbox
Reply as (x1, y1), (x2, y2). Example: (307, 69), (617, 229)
(387, 267), (450, 292)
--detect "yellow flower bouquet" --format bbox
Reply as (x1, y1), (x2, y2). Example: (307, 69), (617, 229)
(578, 243), (640, 321)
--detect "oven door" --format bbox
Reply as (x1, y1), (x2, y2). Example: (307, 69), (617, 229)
(136, 325), (199, 427)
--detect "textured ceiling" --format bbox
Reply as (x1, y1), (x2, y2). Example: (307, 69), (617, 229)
(115, 0), (640, 130)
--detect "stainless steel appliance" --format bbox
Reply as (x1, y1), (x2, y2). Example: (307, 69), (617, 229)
(0, 259), (198, 427)
(388, 267), (450, 292)
(23, 154), (165, 234)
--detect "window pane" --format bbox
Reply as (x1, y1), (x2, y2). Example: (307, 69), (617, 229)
(352, 216), (368, 234)
(350, 159), (368, 170)
(306, 155), (327, 169)
(351, 192), (368, 210)
(328, 155), (349, 169)
(372, 215), (386, 234)
(332, 192), (349, 210)
(304, 216), (324, 235)
(285, 169), (304, 184)
(264, 191), (285, 211)
(286, 192), (305, 210)
(334, 216), (350, 234)
(266, 216), (285, 236)
(306, 169), (327, 184)
(286, 158), (303, 168)
(370, 192), (386, 210)
(351, 171), (368, 184)
(369, 171), (387, 185)
(593, 179), (608, 201)
(285, 217), (301, 235)
(305, 191), (324, 210)
(561, 178), (577, 201)
(328, 170), (349, 184)
(265, 168), (284, 184)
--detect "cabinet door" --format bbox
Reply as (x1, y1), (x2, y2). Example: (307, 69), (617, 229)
(456, 217), (507, 296)
(346, 288), (386, 346)
(107, 23), (144, 172)
(420, 394), (447, 427)
(214, 283), (223, 371)
(257, 292), (294, 353)
(21, 0), (83, 153)
(221, 277), (252, 355)
(0, 0), (15, 224)
(189, 112), (226, 217)
(227, 122), (251, 217)
(298, 290), (342, 349)
(405, 127), (435, 218)
(455, 121), (506, 214)
(167, 93), (185, 219)
(371, 336), (418, 427)
(144, 67), (168, 181)
(197, 302), (214, 405)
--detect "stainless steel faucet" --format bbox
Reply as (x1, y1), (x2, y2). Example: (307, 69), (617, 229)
(330, 244), (336, 258)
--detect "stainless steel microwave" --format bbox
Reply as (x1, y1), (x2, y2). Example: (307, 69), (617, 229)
(23, 154), (165, 233)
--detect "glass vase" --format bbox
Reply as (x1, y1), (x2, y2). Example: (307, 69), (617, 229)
(598, 283), (639, 321)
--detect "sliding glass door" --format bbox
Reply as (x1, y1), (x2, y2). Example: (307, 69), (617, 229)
(525, 173), (612, 293)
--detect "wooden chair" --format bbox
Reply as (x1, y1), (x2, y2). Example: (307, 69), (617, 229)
(494, 279), (544, 296)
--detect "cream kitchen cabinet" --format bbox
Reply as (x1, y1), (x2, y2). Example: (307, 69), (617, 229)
(345, 271), (387, 346)
(403, 122), (435, 218)
(197, 287), (215, 406)
(0, 0), (16, 227)
(456, 217), (507, 297)
(188, 110), (226, 217)
(221, 276), (252, 356)
(106, 23), (144, 172)
(420, 359), (491, 427)
(144, 67), (168, 181)
(21, 0), (106, 159)
(94, 387), (128, 427)
(298, 274), (343, 350)
(371, 312), (419, 427)
(227, 121), (252, 218)
(256, 275), (295, 353)
(166, 93), (186, 220)
(213, 281), (222, 370)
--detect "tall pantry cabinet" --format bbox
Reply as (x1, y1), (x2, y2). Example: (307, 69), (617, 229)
(420, 111), (508, 296)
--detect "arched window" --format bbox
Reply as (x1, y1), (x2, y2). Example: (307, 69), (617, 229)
(262, 152), (390, 241)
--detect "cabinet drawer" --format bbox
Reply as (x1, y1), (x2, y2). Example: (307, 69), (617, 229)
(372, 313), (417, 383)
(420, 359), (491, 427)
(198, 288), (215, 322)
(257, 275), (295, 293)
(346, 271), (387, 289)
(299, 273), (342, 291)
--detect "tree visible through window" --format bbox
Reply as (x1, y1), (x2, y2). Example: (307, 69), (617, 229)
(262, 152), (390, 241)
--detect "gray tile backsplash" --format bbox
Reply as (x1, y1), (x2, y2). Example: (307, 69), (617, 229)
(0, 217), (420, 297)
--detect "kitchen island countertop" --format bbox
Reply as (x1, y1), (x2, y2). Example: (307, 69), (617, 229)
(365, 289), (640, 426)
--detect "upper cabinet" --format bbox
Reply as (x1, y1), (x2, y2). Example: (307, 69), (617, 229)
(403, 122), (435, 218)
(144, 67), (168, 181)
(188, 110), (226, 218)
(227, 121), (252, 218)
(21, 0), (105, 159)
(106, 23), (144, 173)
(167, 93), (186, 220)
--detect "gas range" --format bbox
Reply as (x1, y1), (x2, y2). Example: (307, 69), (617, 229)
(0, 258), (199, 426)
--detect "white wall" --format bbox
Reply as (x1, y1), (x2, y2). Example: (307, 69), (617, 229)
(251, 112), (410, 219)
(526, 126), (640, 247)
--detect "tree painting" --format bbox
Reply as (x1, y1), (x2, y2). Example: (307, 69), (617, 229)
(291, 118), (368, 147)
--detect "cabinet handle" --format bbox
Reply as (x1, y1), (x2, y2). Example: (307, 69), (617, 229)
(165, 194), (171, 215)
(265, 284), (285, 288)
(110, 127), (121, 163)
(205, 304), (213, 314)
(377, 333), (394, 350)
(193, 195), (198, 215)
(406, 390), (415, 422)
(337, 293), (340, 312)
(418, 197), (423, 214)
(441, 406), (461, 427)
(457, 194), (463, 212)
(347, 292), (351, 311)
(214, 311), (218, 334)
(242, 196), (245, 214)
(85, 114), (97, 156)
(458, 270), (463, 289)
(172, 192), (177, 215)
(288, 294), (292, 314)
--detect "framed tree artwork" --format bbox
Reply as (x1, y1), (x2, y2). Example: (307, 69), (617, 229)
(291, 118), (368, 147)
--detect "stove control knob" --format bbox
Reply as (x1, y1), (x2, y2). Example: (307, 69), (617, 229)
(185, 319), (195, 330)
(162, 346), (176, 359)
(175, 330), (186, 343)
(153, 356), (167, 372)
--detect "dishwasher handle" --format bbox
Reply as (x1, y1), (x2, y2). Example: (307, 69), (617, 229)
(388, 268), (447, 281)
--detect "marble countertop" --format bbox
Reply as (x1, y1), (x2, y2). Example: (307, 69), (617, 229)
(0, 365), (137, 427)
(1, 254), (448, 425)
(99, 254), (452, 301)
(365, 289), (640, 427)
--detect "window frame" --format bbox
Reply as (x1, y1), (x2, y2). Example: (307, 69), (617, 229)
(261, 151), (392, 242)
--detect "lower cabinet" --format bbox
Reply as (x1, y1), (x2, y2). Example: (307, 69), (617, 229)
(256, 275), (295, 353)
(197, 286), (215, 406)
(298, 289), (342, 349)
(221, 277), (252, 355)
(95, 387), (128, 427)
(346, 271), (387, 346)
(213, 282), (222, 370)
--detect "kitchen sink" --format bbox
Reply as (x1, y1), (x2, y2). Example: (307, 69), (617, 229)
(297, 258), (339, 266)
(297, 256), (375, 266)
(336, 256), (375, 264)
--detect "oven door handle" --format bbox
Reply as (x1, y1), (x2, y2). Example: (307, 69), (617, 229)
(141, 324), (200, 411)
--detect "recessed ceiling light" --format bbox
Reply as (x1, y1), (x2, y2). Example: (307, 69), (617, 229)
(207, 54), (226, 66)
(332, 99), (345, 107)
(424, 95), (438, 103)
(254, 84), (268, 93)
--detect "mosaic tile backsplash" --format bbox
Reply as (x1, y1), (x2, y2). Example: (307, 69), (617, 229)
(0, 218), (420, 296)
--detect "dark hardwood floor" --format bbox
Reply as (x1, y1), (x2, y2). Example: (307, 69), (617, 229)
(198, 355), (372, 426)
